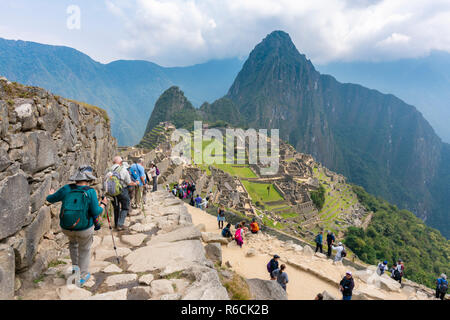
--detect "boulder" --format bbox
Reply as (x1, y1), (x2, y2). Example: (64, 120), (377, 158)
(302, 245), (314, 256)
(148, 226), (201, 244)
(246, 278), (287, 300)
(21, 131), (56, 174)
(321, 290), (337, 300)
(205, 242), (222, 265)
(105, 274), (138, 287)
(102, 264), (123, 273)
(182, 266), (230, 300)
(30, 176), (51, 213)
(201, 232), (230, 244)
(128, 286), (151, 300)
(57, 285), (92, 300)
(139, 274), (155, 286)
(22, 206), (51, 268)
(195, 224), (206, 232)
(89, 288), (128, 300)
(125, 240), (206, 273)
(0, 245), (15, 300)
(0, 173), (30, 240)
(246, 248), (257, 257)
(150, 279), (174, 298)
(379, 276), (401, 292)
(129, 223), (156, 233)
(120, 234), (148, 247)
(314, 252), (327, 259)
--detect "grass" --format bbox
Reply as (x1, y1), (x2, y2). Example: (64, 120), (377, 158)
(48, 260), (67, 268)
(163, 271), (183, 280)
(222, 273), (251, 300)
(67, 98), (110, 124)
(33, 275), (45, 284)
(213, 164), (257, 178)
(241, 181), (283, 203)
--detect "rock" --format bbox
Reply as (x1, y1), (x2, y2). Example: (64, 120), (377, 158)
(128, 286), (151, 300)
(246, 248), (257, 257)
(89, 288), (128, 300)
(139, 274), (155, 286)
(246, 278), (287, 300)
(195, 224), (206, 232)
(0, 173), (30, 240)
(102, 264), (123, 273)
(205, 242), (222, 265)
(220, 270), (233, 280)
(416, 291), (429, 300)
(379, 276), (401, 292)
(225, 261), (232, 268)
(314, 252), (327, 259)
(302, 245), (314, 256)
(291, 244), (303, 252)
(182, 266), (230, 300)
(201, 232), (230, 244)
(148, 226), (201, 244)
(105, 274), (138, 287)
(0, 245), (15, 300)
(160, 293), (182, 300)
(21, 131), (56, 174)
(95, 247), (131, 261)
(150, 279), (174, 298)
(125, 240), (206, 273)
(120, 234), (148, 247)
(57, 285), (92, 300)
(355, 286), (386, 300)
(321, 290), (337, 300)
(22, 206), (51, 268)
(130, 223), (156, 233)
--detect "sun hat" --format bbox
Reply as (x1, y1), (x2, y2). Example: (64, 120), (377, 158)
(69, 165), (97, 181)
(346, 271), (352, 275)
(274, 254), (280, 259)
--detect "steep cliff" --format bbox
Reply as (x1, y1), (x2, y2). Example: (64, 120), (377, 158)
(0, 77), (116, 299)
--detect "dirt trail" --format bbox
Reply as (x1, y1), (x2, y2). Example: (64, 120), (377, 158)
(187, 205), (342, 300)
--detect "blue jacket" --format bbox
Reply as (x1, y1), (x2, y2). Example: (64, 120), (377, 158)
(129, 163), (145, 185)
(46, 184), (103, 230)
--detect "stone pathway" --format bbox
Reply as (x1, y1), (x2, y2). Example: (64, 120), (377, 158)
(15, 191), (229, 300)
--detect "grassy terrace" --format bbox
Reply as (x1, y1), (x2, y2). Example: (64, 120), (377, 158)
(241, 181), (283, 203)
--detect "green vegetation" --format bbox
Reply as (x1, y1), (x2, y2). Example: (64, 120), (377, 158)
(310, 184), (326, 210)
(344, 185), (450, 288)
(67, 99), (110, 124)
(48, 260), (67, 268)
(241, 181), (283, 203)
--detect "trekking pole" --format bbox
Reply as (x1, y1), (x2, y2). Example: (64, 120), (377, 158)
(103, 196), (120, 264)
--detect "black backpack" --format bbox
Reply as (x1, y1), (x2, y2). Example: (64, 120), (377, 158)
(393, 269), (401, 280)
(341, 248), (347, 258)
(439, 280), (448, 293)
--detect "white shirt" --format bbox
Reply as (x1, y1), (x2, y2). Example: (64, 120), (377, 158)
(110, 164), (131, 187)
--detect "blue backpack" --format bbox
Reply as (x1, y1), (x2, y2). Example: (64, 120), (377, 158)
(129, 164), (140, 181)
(60, 185), (91, 230)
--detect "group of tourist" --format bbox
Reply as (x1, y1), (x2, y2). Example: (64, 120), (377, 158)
(172, 181), (196, 199)
(314, 230), (347, 262)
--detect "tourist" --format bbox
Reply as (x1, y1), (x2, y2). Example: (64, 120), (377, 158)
(195, 194), (202, 208)
(222, 223), (233, 239)
(272, 264), (289, 291)
(315, 230), (323, 254)
(332, 242), (345, 262)
(108, 156), (136, 230)
(267, 255), (280, 280)
(377, 260), (388, 276)
(326, 230), (335, 258)
(217, 206), (226, 229)
(234, 223), (244, 248)
(46, 165), (107, 286)
(315, 293), (323, 300)
(201, 197), (208, 210)
(390, 262), (398, 279)
(126, 162), (136, 209)
(339, 271), (355, 300)
(250, 218), (260, 234)
(129, 158), (146, 209)
(436, 274), (448, 300)
(395, 259), (405, 283)
(149, 163), (158, 192)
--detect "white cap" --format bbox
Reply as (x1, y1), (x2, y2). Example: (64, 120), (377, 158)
(346, 271), (352, 275)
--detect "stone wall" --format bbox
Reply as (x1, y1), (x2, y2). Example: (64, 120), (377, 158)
(0, 78), (117, 299)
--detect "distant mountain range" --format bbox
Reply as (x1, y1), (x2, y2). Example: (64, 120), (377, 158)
(0, 38), (243, 146)
(141, 31), (449, 238)
(317, 52), (450, 144)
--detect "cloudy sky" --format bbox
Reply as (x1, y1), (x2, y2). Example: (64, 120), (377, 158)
(1, 0), (450, 66)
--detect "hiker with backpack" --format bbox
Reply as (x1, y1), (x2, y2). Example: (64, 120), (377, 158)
(436, 274), (448, 300)
(326, 230), (335, 258)
(129, 159), (146, 209)
(339, 271), (355, 300)
(195, 195), (202, 208)
(46, 165), (107, 287)
(332, 242), (346, 262)
(395, 259), (405, 283)
(315, 230), (323, 254)
(106, 156), (136, 231)
(272, 264), (289, 291)
(149, 163), (159, 192)
(377, 260), (389, 276)
(267, 255), (280, 280)
(217, 206), (226, 229)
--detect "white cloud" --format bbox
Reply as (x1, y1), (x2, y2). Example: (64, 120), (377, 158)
(106, 0), (450, 66)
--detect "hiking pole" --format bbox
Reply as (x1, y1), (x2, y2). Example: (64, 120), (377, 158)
(102, 195), (120, 264)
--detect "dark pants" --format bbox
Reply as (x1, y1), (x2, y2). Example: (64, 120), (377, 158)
(315, 243), (323, 253)
(327, 243), (332, 257)
(113, 187), (130, 228)
(342, 295), (352, 300)
(436, 289), (446, 300)
(152, 176), (158, 192)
